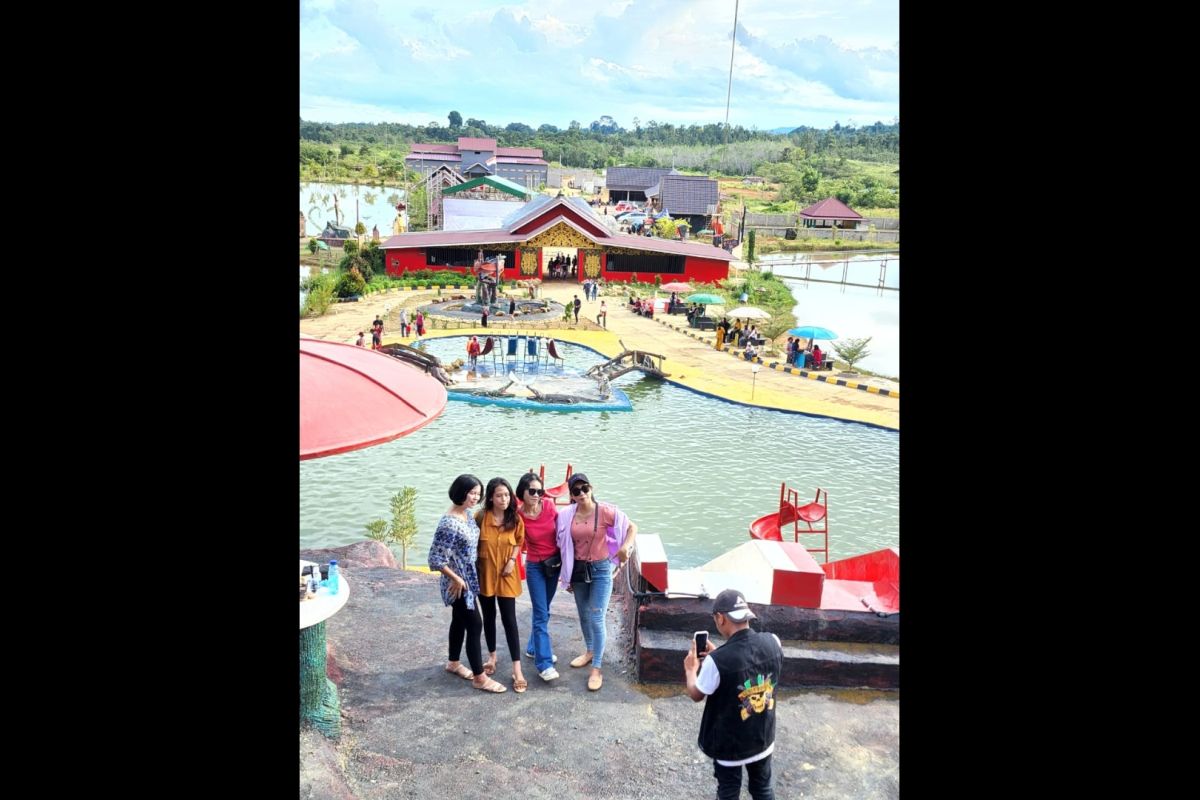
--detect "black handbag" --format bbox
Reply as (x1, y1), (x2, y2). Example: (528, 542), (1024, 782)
(542, 554), (562, 570)
(571, 560), (593, 584)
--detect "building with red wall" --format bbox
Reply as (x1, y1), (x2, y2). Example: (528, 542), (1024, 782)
(380, 196), (733, 284)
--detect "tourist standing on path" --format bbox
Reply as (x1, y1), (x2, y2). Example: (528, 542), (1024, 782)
(516, 471), (561, 682)
(573, 295), (581, 324)
(371, 314), (384, 350)
(474, 477), (528, 693)
(597, 300), (607, 329)
(684, 589), (784, 800)
(356, 331), (365, 347)
(415, 311), (425, 338)
(428, 474), (506, 693)
(399, 307), (410, 338)
(557, 472), (638, 691)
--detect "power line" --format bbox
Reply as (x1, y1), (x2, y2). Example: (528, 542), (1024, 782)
(723, 0), (740, 154)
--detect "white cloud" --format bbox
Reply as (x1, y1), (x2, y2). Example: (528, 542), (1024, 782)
(299, 0), (899, 129)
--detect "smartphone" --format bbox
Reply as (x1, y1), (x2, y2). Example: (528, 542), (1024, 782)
(694, 631), (709, 660)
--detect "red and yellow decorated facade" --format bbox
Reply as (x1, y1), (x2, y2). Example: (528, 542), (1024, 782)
(380, 196), (733, 284)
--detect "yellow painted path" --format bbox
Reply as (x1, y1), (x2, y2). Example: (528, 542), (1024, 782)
(301, 282), (899, 430)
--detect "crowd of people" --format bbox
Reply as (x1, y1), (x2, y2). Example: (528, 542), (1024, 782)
(428, 471), (639, 693)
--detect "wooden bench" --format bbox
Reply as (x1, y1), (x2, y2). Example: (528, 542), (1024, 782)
(694, 317), (716, 331)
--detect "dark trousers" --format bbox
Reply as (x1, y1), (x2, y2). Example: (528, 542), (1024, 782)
(713, 754), (774, 800)
(479, 595), (521, 660)
(448, 596), (484, 675)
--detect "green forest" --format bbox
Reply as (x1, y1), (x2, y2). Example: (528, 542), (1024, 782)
(299, 114), (899, 211)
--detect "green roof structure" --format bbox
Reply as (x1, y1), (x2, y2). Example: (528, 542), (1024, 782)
(441, 175), (533, 200)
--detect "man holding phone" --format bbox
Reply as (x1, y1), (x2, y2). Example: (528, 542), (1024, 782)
(683, 589), (784, 800)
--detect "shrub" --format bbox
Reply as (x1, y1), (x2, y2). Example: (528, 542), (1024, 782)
(343, 240), (359, 257)
(335, 267), (366, 298)
(301, 272), (337, 317)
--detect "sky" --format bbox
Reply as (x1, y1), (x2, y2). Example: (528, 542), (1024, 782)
(299, 0), (898, 132)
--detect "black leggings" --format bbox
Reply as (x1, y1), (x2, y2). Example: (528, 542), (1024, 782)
(448, 597), (484, 675)
(479, 595), (521, 660)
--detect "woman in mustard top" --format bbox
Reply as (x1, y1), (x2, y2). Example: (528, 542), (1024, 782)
(475, 477), (528, 692)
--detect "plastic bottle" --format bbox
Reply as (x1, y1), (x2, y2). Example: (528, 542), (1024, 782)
(327, 560), (340, 595)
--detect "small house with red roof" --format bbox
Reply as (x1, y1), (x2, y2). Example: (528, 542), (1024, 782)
(380, 195), (733, 284)
(799, 197), (864, 230)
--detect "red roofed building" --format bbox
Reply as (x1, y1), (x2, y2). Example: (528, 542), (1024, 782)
(381, 196), (733, 284)
(406, 137), (548, 190)
(799, 197), (864, 230)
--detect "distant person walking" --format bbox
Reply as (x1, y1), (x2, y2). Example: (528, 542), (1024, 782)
(371, 314), (384, 350)
(415, 311), (425, 338)
(597, 300), (607, 329)
(573, 295), (581, 324)
(399, 307), (411, 338)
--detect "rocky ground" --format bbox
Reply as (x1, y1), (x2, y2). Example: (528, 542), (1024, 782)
(299, 544), (899, 799)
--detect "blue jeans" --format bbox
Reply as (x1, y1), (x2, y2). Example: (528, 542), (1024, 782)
(570, 558), (613, 668)
(524, 560), (559, 672)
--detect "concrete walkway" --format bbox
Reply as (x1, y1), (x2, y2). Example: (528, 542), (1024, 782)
(300, 279), (899, 430)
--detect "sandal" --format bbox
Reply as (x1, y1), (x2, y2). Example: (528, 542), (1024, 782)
(474, 677), (507, 693)
(483, 658), (497, 676)
(445, 664), (473, 679)
(512, 677), (528, 694)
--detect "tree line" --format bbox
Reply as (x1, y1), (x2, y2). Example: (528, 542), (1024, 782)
(299, 115), (898, 209)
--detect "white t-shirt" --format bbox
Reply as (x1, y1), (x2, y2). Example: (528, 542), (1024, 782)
(696, 633), (781, 767)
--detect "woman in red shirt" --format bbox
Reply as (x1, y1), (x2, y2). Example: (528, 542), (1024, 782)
(516, 471), (562, 682)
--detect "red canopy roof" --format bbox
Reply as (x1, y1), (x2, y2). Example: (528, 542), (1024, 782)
(300, 337), (447, 460)
(799, 197), (863, 220)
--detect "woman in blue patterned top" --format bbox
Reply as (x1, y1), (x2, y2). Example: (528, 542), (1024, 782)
(427, 474), (507, 693)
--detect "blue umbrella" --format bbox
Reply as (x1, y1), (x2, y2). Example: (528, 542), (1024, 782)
(787, 325), (837, 341)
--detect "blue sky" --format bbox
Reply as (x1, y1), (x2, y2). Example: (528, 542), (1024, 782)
(300, 0), (898, 131)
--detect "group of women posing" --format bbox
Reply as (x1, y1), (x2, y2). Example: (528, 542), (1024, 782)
(427, 471), (638, 694)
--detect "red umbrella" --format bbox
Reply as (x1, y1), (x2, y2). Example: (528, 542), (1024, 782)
(661, 281), (692, 293)
(300, 336), (448, 460)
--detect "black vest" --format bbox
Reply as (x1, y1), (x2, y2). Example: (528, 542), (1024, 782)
(697, 628), (784, 761)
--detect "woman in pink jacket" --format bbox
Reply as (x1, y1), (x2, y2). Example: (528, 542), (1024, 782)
(555, 472), (638, 691)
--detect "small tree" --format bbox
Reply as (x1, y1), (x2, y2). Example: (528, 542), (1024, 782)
(363, 486), (419, 568)
(389, 487), (419, 569)
(307, 237), (319, 255)
(355, 221), (367, 239)
(746, 229), (757, 264)
(832, 336), (872, 373)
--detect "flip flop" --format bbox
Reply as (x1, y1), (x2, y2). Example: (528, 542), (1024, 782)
(445, 664), (473, 679)
(512, 677), (528, 693)
(474, 677), (507, 693)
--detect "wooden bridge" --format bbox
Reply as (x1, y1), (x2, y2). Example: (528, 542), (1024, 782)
(585, 340), (670, 380)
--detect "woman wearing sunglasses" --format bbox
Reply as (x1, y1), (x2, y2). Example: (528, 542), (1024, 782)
(516, 471), (562, 682)
(555, 472), (638, 691)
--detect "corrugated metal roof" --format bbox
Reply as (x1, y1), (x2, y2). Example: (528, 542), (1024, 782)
(605, 167), (678, 191)
(442, 175), (532, 200)
(605, 233), (735, 261)
(408, 143), (459, 154)
(443, 198), (529, 231)
(496, 146), (543, 157)
(381, 230), (525, 248)
(457, 137), (497, 151)
(496, 155), (548, 165)
(654, 175), (719, 215)
(405, 153), (460, 162)
(799, 197), (862, 219)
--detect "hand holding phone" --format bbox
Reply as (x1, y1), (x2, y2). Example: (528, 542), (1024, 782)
(694, 631), (709, 661)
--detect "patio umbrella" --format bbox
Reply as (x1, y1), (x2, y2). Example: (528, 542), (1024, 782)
(300, 336), (448, 460)
(726, 306), (772, 320)
(787, 325), (838, 341)
(661, 281), (692, 293)
(685, 293), (725, 305)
